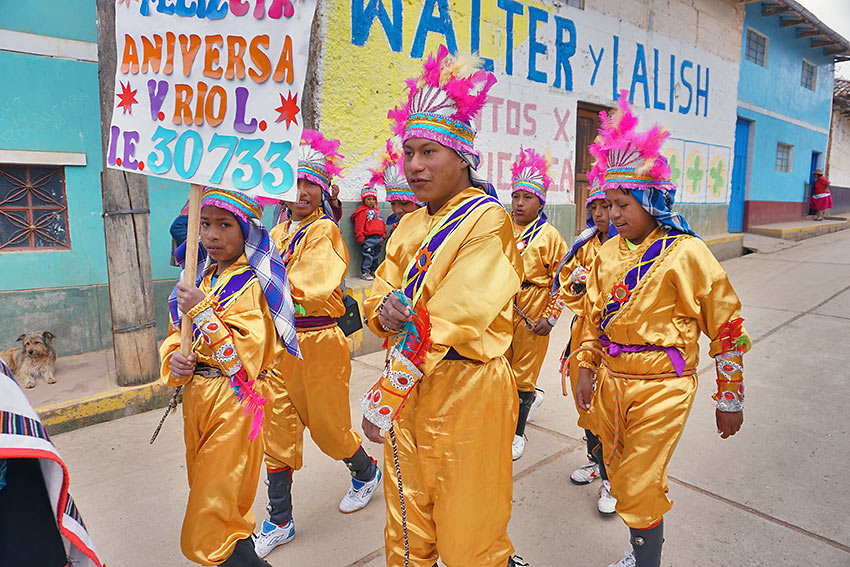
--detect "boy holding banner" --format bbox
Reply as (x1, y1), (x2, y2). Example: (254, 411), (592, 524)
(161, 187), (299, 567)
(360, 47), (528, 567)
(255, 130), (381, 559)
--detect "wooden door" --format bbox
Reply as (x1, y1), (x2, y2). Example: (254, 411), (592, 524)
(574, 103), (607, 234)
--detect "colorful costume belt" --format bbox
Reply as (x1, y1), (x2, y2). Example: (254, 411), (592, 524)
(294, 315), (337, 330)
(598, 335), (687, 377)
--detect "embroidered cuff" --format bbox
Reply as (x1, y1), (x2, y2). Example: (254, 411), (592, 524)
(191, 303), (243, 378)
(713, 350), (744, 412)
(710, 317), (751, 357)
(543, 294), (567, 323)
(361, 346), (423, 430)
(186, 294), (219, 319)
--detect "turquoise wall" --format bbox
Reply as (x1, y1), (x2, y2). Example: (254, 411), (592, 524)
(738, 4), (832, 204)
(0, 0), (97, 42)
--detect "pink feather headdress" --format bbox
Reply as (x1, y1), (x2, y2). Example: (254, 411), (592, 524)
(510, 147), (552, 204)
(368, 138), (417, 203)
(588, 90), (673, 193)
(298, 129), (344, 193)
(388, 45), (496, 157)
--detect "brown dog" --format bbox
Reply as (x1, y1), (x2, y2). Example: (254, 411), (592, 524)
(0, 332), (57, 389)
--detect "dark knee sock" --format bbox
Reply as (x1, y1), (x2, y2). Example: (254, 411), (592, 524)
(266, 468), (293, 525)
(587, 430), (609, 481)
(515, 390), (536, 436)
(344, 446), (377, 482)
(629, 520), (664, 567)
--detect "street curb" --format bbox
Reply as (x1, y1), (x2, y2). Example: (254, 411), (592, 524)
(36, 381), (173, 436)
(749, 218), (850, 241)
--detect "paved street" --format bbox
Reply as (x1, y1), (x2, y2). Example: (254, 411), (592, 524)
(52, 230), (850, 567)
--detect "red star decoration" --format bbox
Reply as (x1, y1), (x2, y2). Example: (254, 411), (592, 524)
(116, 81), (138, 115)
(274, 92), (300, 128)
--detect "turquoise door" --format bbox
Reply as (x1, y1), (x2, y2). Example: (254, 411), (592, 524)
(728, 118), (749, 233)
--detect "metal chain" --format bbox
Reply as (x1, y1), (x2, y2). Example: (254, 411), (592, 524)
(388, 425), (409, 567)
(149, 386), (181, 444)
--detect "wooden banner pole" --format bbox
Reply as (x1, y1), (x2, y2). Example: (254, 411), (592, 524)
(180, 183), (203, 355)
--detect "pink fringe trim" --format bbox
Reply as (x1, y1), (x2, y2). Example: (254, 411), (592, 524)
(298, 171), (330, 193)
(230, 368), (268, 442)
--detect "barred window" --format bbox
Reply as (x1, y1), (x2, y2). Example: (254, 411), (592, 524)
(746, 28), (768, 67)
(0, 165), (70, 250)
(776, 143), (793, 173)
(801, 59), (817, 91)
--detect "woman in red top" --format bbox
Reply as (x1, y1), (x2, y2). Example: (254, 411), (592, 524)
(809, 169), (832, 221)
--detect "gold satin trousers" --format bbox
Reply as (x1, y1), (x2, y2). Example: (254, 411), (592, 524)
(383, 356), (517, 567)
(263, 326), (362, 471)
(590, 367), (698, 529)
(181, 375), (264, 565)
(567, 317), (593, 431)
(506, 316), (551, 393)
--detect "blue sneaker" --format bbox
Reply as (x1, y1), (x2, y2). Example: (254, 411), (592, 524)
(253, 518), (295, 558)
(339, 468), (382, 513)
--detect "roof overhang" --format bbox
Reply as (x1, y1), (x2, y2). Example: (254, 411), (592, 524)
(740, 0), (850, 62)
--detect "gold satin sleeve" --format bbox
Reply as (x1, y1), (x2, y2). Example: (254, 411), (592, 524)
(364, 189), (523, 376)
(556, 235), (602, 317)
(270, 215), (349, 318)
(159, 257), (285, 386)
(514, 224), (569, 321)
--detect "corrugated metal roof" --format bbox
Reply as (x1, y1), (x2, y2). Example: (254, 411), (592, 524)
(749, 1), (850, 62)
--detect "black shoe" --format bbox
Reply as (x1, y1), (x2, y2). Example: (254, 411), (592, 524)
(508, 554), (530, 567)
(220, 537), (272, 567)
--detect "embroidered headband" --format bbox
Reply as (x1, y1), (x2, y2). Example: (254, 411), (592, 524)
(201, 186), (263, 221)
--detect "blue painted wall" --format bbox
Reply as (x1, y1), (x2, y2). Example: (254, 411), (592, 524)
(737, 4), (833, 204)
(0, 0), (98, 43)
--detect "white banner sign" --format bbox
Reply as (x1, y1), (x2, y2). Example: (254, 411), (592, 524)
(107, 0), (317, 201)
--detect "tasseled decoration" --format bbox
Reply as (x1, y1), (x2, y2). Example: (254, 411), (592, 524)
(229, 368), (268, 441)
(717, 317), (750, 353)
(390, 291), (432, 366)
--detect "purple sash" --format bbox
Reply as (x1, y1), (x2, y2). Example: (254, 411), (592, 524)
(598, 335), (687, 377)
(516, 215), (547, 256)
(599, 230), (688, 332)
(281, 214), (335, 266)
(191, 268), (257, 343)
(294, 315), (336, 330)
(403, 194), (499, 302)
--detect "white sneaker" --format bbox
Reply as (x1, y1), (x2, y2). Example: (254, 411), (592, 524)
(570, 460), (600, 485)
(527, 388), (544, 422)
(512, 434), (527, 461)
(607, 552), (636, 567)
(339, 468), (382, 513)
(253, 518), (295, 558)
(597, 479), (617, 515)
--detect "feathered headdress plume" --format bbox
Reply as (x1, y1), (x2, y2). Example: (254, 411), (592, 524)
(588, 90), (671, 191)
(298, 129), (344, 193)
(510, 147), (553, 204)
(388, 45), (496, 156)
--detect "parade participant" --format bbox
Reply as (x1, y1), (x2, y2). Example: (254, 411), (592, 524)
(371, 137), (422, 235)
(505, 148), (568, 461)
(573, 93), (749, 567)
(553, 177), (617, 514)
(809, 168), (832, 221)
(351, 183), (387, 280)
(162, 187), (299, 567)
(0, 359), (104, 567)
(360, 46), (529, 567)
(255, 130), (381, 559)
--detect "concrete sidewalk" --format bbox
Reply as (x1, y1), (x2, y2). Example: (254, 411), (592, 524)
(48, 229), (850, 566)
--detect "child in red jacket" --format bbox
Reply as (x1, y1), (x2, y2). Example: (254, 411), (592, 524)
(350, 185), (386, 280)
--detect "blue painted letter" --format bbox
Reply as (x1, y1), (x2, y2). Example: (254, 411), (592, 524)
(589, 43), (604, 87)
(679, 59), (693, 114)
(629, 43), (649, 108)
(553, 16), (576, 91)
(695, 64), (709, 117)
(470, 0), (494, 71)
(352, 0), (403, 53)
(527, 6), (548, 84)
(411, 0), (458, 58)
(497, 0), (523, 76)
(652, 48), (666, 111)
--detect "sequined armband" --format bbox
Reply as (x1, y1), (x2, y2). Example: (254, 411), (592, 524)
(543, 293), (568, 324)
(191, 302), (243, 378)
(361, 346), (423, 430)
(713, 350), (744, 412)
